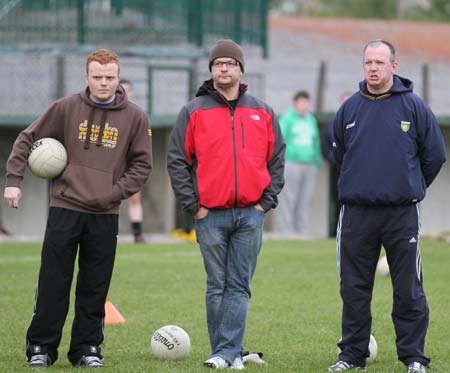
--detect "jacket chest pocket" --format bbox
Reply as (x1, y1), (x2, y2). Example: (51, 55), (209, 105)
(239, 116), (267, 157)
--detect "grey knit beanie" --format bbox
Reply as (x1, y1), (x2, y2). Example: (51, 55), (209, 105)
(208, 39), (244, 73)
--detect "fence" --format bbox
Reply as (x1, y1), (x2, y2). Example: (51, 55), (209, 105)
(0, 0), (268, 56)
(0, 48), (265, 128)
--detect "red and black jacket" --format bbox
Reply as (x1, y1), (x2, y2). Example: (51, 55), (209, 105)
(167, 79), (285, 216)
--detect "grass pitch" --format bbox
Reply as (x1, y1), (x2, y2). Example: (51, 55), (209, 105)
(1, 238), (449, 372)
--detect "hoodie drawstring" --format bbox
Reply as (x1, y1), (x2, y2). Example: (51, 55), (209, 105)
(84, 107), (97, 149)
(97, 110), (108, 147)
(83, 108), (108, 149)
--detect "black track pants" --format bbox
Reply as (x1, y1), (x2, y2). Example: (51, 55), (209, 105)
(25, 207), (118, 365)
(336, 204), (430, 367)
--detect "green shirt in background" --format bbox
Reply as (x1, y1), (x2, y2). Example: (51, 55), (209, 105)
(279, 107), (322, 167)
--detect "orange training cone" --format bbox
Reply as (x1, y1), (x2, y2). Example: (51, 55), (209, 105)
(104, 301), (126, 324)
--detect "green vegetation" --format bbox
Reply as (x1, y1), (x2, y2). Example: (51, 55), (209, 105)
(270, 0), (450, 21)
(1, 238), (450, 372)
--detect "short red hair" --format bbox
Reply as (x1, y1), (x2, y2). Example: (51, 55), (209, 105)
(86, 49), (120, 73)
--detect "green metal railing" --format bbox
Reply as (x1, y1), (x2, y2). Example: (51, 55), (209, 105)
(0, 0), (268, 56)
(0, 48), (266, 128)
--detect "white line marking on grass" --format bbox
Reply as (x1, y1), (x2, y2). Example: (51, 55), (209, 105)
(163, 251), (199, 257)
(1, 251), (199, 264)
(0, 256), (40, 264)
(117, 251), (199, 260)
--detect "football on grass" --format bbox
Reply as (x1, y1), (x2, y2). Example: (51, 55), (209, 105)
(376, 255), (390, 276)
(28, 138), (67, 179)
(150, 325), (191, 360)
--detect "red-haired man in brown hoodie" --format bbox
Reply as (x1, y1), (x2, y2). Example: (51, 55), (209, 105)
(4, 49), (152, 368)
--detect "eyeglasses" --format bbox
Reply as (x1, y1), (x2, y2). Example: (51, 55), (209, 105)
(212, 60), (240, 68)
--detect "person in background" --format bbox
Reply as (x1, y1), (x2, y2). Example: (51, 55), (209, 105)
(4, 49), (152, 368)
(276, 90), (321, 236)
(0, 206), (10, 241)
(0, 159), (11, 241)
(327, 39), (445, 373)
(167, 39), (285, 370)
(119, 78), (146, 243)
(320, 91), (352, 237)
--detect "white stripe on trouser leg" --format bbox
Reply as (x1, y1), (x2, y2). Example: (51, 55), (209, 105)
(336, 205), (345, 277)
(415, 203), (422, 281)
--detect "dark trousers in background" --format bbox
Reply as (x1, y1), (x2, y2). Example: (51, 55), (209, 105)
(26, 207), (118, 365)
(336, 204), (430, 367)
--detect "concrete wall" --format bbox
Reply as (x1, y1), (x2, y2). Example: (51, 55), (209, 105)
(420, 127), (450, 236)
(0, 128), (48, 240)
(0, 127), (177, 239)
(2, 125), (447, 239)
(118, 127), (175, 234)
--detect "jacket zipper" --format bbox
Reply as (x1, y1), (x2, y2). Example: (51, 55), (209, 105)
(231, 109), (239, 207)
(212, 89), (240, 208)
(241, 119), (245, 148)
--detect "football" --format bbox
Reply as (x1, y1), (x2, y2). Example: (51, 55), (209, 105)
(150, 325), (191, 361)
(376, 255), (390, 276)
(367, 334), (378, 362)
(337, 334), (378, 363)
(28, 138), (67, 179)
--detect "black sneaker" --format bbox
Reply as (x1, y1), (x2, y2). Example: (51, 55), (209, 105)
(75, 355), (103, 368)
(327, 360), (366, 371)
(134, 233), (145, 243)
(28, 354), (51, 368)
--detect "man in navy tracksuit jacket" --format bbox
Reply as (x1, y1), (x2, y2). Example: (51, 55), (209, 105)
(327, 40), (446, 373)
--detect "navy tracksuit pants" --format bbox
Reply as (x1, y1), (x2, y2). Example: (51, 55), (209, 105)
(336, 204), (430, 367)
(25, 207), (118, 365)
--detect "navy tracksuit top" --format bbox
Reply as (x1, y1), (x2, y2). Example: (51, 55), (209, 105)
(333, 75), (446, 206)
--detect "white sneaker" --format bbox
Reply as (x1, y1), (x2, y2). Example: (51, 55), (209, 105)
(407, 362), (426, 373)
(242, 352), (266, 365)
(28, 354), (51, 368)
(230, 357), (245, 370)
(327, 360), (366, 371)
(75, 355), (103, 367)
(204, 356), (229, 369)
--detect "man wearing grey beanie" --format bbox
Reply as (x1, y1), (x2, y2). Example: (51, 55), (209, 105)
(168, 39), (285, 370)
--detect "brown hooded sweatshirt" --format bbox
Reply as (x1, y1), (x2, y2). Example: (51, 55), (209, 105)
(5, 86), (152, 214)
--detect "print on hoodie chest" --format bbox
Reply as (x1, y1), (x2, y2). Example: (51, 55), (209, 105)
(78, 119), (118, 148)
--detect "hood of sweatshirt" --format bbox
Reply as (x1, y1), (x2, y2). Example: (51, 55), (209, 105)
(79, 85), (128, 110)
(359, 74), (413, 100)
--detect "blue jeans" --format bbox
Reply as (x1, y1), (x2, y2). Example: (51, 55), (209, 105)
(195, 207), (265, 363)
